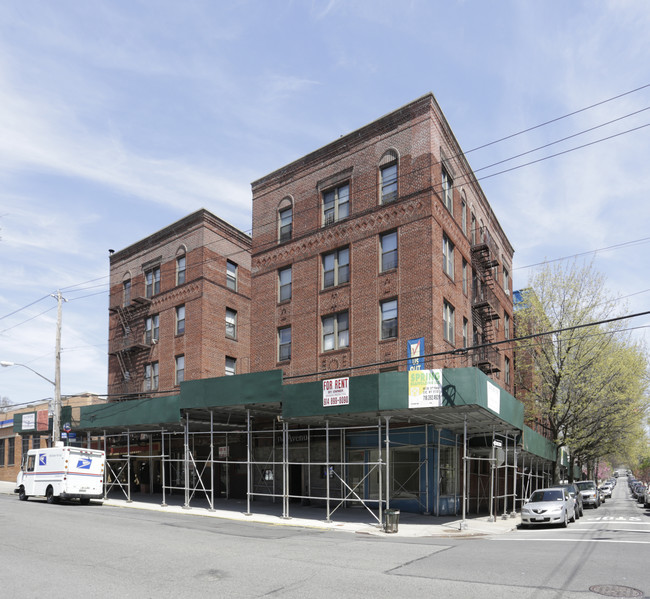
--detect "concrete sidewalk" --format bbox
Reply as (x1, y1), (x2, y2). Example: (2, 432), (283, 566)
(1, 480), (520, 538)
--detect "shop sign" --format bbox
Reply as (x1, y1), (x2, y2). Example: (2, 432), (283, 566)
(108, 443), (161, 456)
(408, 369), (442, 408)
(21, 413), (36, 431)
(218, 446), (229, 458)
(323, 377), (349, 407)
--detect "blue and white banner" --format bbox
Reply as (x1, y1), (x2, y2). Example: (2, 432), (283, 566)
(407, 337), (425, 370)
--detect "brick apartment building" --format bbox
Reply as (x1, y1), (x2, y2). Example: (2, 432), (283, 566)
(250, 93), (514, 390)
(108, 209), (252, 399)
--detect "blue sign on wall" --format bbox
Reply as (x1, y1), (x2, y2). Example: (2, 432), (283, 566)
(407, 337), (425, 370)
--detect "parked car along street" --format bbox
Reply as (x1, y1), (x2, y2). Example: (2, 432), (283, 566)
(558, 483), (583, 518)
(520, 487), (576, 528)
(575, 480), (600, 508)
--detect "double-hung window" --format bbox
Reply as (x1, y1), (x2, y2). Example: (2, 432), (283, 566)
(279, 206), (292, 242)
(443, 234), (454, 279)
(278, 327), (291, 362)
(145, 314), (159, 344)
(278, 267), (292, 302)
(462, 258), (468, 295)
(442, 166), (453, 213)
(380, 299), (398, 340)
(322, 183), (349, 225)
(176, 305), (185, 335)
(322, 247), (350, 289)
(380, 163), (398, 204)
(226, 308), (237, 339)
(175, 355), (185, 385)
(322, 311), (349, 352)
(226, 260), (238, 291)
(225, 356), (236, 376)
(504, 313), (510, 340)
(145, 266), (160, 298)
(144, 362), (159, 392)
(123, 279), (131, 307)
(380, 231), (398, 272)
(443, 300), (455, 344)
(176, 255), (186, 285)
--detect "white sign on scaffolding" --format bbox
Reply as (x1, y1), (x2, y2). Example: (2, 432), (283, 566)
(408, 369), (443, 408)
(487, 381), (501, 414)
(323, 377), (350, 407)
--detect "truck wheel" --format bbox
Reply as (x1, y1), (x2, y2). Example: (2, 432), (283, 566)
(18, 486), (28, 501)
(46, 487), (56, 504)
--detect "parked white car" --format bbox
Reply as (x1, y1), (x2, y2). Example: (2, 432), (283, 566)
(521, 487), (576, 528)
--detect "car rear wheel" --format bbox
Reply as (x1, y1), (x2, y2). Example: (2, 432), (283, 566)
(18, 486), (28, 501)
(571, 510), (576, 523)
(561, 512), (568, 528)
(46, 487), (56, 504)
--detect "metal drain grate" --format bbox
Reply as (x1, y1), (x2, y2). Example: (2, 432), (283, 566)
(589, 585), (644, 598)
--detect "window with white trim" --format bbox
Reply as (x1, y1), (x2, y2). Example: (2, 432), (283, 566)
(380, 163), (397, 204)
(380, 299), (398, 340)
(226, 260), (238, 291)
(380, 231), (398, 272)
(279, 205), (292, 242)
(145, 266), (160, 298)
(462, 258), (468, 295)
(176, 305), (185, 335)
(176, 255), (186, 285)
(443, 300), (455, 344)
(175, 355), (185, 385)
(144, 362), (159, 391)
(123, 279), (131, 307)
(322, 247), (350, 289)
(145, 314), (159, 344)
(322, 311), (349, 351)
(226, 308), (237, 339)
(443, 234), (454, 279)
(278, 327), (291, 362)
(322, 183), (349, 225)
(442, 166), (453, 213)
(279, 266), (292, 302)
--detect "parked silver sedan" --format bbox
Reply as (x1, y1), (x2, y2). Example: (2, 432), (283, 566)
(521, 487), (576, 528)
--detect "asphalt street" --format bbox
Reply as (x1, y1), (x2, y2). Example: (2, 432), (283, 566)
(1, 477), (647, 598)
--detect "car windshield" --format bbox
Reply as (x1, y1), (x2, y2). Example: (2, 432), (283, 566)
(576, 482), (596, 491)
(530, 490), (563, 502)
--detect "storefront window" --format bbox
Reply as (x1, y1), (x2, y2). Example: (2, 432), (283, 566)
(391, 447), (420, 498)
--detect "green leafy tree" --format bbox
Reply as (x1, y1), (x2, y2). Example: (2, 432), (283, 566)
(514, 260), (649, 482)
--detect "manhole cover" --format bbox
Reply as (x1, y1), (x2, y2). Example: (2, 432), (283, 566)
(589, 585), (643, 598)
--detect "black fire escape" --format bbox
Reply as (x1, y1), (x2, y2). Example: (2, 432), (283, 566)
(471, 226), (501, 374)
(108, 296), (152, 399)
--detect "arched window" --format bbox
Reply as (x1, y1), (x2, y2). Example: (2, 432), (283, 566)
(278, 197), (293, 242)
(379, 150), (398, 204)
(176, 246), (187, 286)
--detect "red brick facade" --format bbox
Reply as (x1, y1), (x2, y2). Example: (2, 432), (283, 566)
(107, 210), (251, 399)
(250, 94), (515, 391)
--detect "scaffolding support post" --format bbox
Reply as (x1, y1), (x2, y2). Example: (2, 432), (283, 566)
(435, 427), (441, 517)
(282, 419), (289, 519)
(424, 425), (430, 515)
(127, 429), (132, 503)
(511, 441), (518, 517)
(183, 419), (190, 509)
(161, 428), (167, 507)
(103, 430), (107, 500)
(325, 419), (331, 523)
(489, 428), (495, 522)
(460, 416), (468, 529)
(209, 411), (215, 512)
(384, 416), (391, 511)
(245, 409), (252, 516)
(377, 418), (383, 528)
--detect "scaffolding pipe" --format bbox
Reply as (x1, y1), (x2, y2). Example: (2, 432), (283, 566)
(103, 430), (107, 500)
(377, 418), (383, 527)
(435, 428), (441, 517)
(325, 420), (331, 523)
(209, 412), (215, 511)
(183, 420), (190, 509)
(503, 434), (508, 518)
(127, 429), (132, 503)
(161, 429), (167, 507)
(489, 429), (495, 522)
(424, 425), (430, 514)
(245, 410), (252, 516)
(283, 419), (289, 519)
(461, 416), (467, 528)
(384, 416), (391, 511)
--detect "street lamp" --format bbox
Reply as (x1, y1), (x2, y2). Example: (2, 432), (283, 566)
(1, 361), (60, 443)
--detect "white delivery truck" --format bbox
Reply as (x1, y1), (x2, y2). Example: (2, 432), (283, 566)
(15, 443), (105, 504)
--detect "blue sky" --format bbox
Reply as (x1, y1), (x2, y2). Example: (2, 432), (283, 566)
(1, 0), (649, 407)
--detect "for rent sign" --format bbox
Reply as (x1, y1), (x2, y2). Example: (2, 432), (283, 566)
(323, 377), (349, 407)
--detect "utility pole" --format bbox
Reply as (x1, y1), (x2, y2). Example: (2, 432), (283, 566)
(52, 290), (67, 445)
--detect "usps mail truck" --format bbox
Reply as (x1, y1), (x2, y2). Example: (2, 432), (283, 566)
(15, 443), (105, 504)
